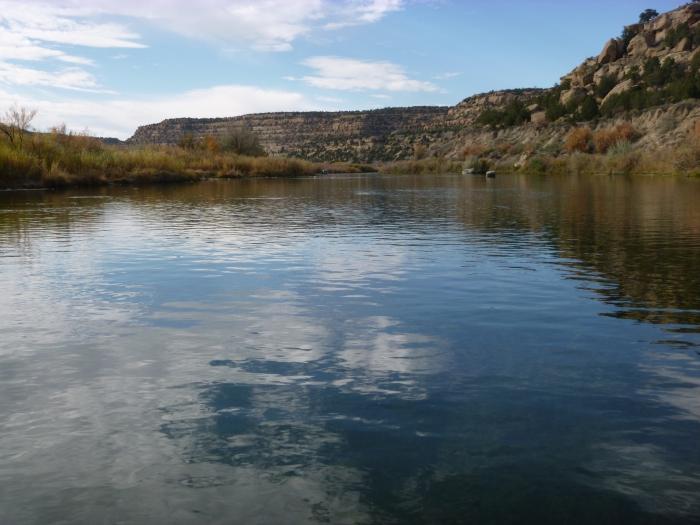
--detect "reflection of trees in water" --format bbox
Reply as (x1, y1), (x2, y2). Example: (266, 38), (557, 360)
(548, 177), (700, 329)
(0, 191), (107, 255)
(451, 175), (700, 332)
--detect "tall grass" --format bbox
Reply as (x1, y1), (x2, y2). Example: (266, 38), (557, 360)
(0, 131), (332, 189)
(378, 157), (464, 175)
(520, 122), (700, 176)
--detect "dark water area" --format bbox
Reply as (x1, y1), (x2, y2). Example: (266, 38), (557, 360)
(1, 173), (699, 524)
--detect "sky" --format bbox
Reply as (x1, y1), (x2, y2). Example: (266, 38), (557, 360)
(0, 0), (685, 139)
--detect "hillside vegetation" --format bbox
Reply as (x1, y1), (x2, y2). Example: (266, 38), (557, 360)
(0, 115), (373, 189)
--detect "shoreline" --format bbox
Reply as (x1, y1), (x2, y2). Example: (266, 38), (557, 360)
(3, 167), (699, 193)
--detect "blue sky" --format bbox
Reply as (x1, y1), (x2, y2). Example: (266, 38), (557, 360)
(0, 0), (684, 138)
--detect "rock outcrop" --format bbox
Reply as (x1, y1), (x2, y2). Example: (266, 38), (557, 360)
(129, 107), (450, 162)
(558, 2), (700, 108)
(598, 39), (623, 64)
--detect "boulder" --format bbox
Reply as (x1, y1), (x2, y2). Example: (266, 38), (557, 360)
(531, 111), (547, 125)
(601, 79), (635, 107)
(569, 65), (594, 87)
(594, 63), (625, 85)
(627, 33), (650, 57)
(651, 13), (671, 31)
(654, 29), (668, 46)
(560, 88), (587, 107)
(673, 37), (691, 53)
(598, 38), (622, 64)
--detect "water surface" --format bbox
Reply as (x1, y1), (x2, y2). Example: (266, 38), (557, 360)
(1, 174), (700, 524)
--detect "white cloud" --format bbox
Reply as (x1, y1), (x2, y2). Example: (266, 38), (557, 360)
(0, 1), (145, 48)
(324, 0), (402, 29)
(300, 56), (438, 92)
(0, 39), (93, 65)
(16, 0), (403, 53)
(0, 1), (145, 92)
(316, 95), (345, 103)
(0, 85), (320, 139)
(0, 62), (103, 91)
(433, 71), (461, 80)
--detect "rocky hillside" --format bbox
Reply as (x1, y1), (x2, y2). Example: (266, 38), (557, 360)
(128, 3), (700, 163)
(128, 107), (450, 162)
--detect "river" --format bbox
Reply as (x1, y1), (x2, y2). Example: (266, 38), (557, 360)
(1, 174), (699, 524)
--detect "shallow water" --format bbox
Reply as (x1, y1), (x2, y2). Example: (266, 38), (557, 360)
(1, 174), (700, 524)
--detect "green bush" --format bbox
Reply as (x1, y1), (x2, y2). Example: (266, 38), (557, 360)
(596, 75), (617, 98)
(577, 96), (600, 121)
(468, 157), (491, 174)
(664, 22), (700, 49)
(476, 100), (530, 128)
(621, 26), (639, 52)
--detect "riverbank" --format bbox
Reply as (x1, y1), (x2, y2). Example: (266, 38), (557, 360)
(0, 132), (375, 190)
(377, 139), (700, 177)
(4, 129), (700, 191)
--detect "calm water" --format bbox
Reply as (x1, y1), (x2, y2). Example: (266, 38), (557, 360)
(1, 174), (700, 524)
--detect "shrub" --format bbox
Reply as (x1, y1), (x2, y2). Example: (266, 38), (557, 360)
(593, 124), (639, 154)
(461, 144), (486, 158)
(178, 133), (198, 150)
(523, 156), (553, 175)
(202, 135), (220, 154)
(639, 9), (658, 23)
(413, 143), (427, 160)
(476, 100), (530, 128)
(663, 23), (700, 49)
(536, 88), (567, 121)
(605, 145), (640, 174)
(621, 26), (639, 52)
(565, 127), (593, 153)
(467, 157), (490, 174)
(221, 128), (266, 156)
(577, 95), (600, 121)
(596, 75), (617, 98)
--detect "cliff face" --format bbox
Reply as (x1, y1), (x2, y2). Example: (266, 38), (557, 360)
(128, 3), (700, 163)
(559, 2), (700, 107)
(128, 107), (451, 162)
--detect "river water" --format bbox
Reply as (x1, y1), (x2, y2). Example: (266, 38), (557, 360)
(1, 174), (699, 524)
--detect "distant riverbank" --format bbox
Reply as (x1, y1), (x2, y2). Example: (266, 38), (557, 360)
(377, 148), (700, 178)
(0, 130), (375, 190)
(3, 128), (700, 191)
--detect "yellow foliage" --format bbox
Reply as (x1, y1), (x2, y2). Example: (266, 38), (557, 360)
(565, 127), (592, 153)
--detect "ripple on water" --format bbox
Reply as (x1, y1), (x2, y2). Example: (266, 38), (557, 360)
(0, 174), (699, 523)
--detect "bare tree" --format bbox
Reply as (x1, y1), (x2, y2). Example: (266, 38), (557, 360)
(221, 127), (266, 156)
(0, 105), (37, 150)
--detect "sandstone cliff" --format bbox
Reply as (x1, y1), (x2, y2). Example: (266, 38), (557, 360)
(128, 107), (450, 162)
(128, 3), (700, 164)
